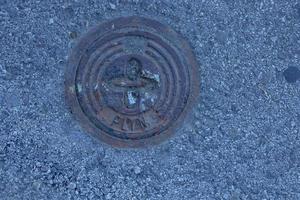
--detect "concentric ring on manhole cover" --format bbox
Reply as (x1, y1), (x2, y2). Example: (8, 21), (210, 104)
(65, 16), (200, 147)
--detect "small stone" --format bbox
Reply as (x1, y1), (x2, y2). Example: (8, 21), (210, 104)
(69, 31), (78, 39)
(49, 18), (54, 24)
(0, 64), (7, 75)
(291, 121), (296, 127)
(23, 57), (32, 64)
(68, 182), (76, 190)
(40, 164), (51, 174)
(106, 193), (113, 199)
(134, 166), (142, 174)
(109, 3), (116, 10)
(33, 181), (41, 189)
(194, 121), (201, 129)
(283, 66), (300, 83)
(36, 162), (42, 167)
(270, 36), (277, 43)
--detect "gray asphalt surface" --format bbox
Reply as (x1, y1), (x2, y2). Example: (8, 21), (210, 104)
(1, 0), (300, 199)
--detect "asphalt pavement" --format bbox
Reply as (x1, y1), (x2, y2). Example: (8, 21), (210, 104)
(0, 0), (300, 199)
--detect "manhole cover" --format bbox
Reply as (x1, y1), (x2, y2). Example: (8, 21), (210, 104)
(65, 16), (200, 147)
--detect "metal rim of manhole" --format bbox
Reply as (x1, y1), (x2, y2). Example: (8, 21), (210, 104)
(65, 16), (200, 148)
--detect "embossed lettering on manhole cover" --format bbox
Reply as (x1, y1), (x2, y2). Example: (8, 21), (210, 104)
(65, 16), (200, 147)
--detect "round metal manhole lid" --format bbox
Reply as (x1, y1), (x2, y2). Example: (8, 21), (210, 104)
(65, 16), (200, 147)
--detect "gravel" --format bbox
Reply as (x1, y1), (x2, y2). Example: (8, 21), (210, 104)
(0, 0), (300, 199)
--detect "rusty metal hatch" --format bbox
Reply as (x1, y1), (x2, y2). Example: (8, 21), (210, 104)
(65, 16), (200, 147)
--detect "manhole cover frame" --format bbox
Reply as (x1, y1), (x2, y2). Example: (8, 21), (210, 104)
(65, 16), (200, 148)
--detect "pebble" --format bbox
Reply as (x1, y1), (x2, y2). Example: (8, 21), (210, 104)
(270, 36), (277, 43)
(69, 31), (78, 39)
(134, 166), (142, 174)
(291, 121), (296, 127)
(194, 121), (201, 129)
(49, 18), (54, 24)
(33, 181), (41, 190)
(106, 193), (113, 199)
(0, 64), (7, 76)
(109, 3), (116, 10)
(68, 182), (77, 190)
(36, 162), (42, 167)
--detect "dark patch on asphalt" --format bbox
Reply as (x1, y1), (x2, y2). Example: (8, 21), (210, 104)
(283, 66), (300, 83)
